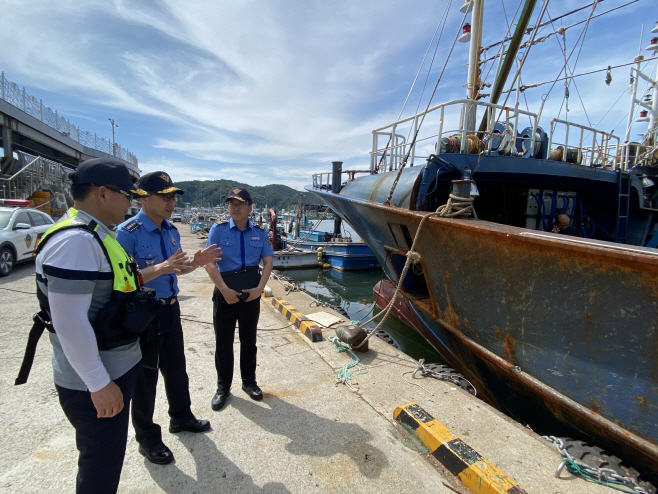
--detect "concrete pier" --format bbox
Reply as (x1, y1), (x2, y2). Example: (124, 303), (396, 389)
(0, 226), (614, 493)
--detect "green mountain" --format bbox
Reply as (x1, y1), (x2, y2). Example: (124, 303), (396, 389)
(174, 180), (303, 210)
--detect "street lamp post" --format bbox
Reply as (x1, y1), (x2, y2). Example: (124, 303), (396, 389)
(108, 118), (118, 156)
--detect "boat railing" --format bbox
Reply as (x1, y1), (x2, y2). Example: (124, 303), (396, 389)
(547, 119), (621, 169)
(369, 99), (541, 172)
(312, 169), (371, 191)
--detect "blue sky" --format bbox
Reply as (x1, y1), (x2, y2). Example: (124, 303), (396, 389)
(1, 0), (654, 189)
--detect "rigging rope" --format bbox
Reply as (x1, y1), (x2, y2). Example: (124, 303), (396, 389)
(472, 0), (551, 175)
(480, 0), (640, 66)
(375, 1), (452, 174)
(546, 0), (600, 101)
(383, 10), (469, 206)
(285, 207), (330, 247)
(501, 56), (658, 92)
(349, 195), (477, 351)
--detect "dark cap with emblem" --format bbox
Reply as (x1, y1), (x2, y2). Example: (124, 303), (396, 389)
(69, 158), (147, 195)
(226, 187), (252, 203)
(137, 171), (184, 195)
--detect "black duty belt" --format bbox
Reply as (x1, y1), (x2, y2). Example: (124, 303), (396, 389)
(221, 265), (260, 277)
(220, 265), (261, 293)
(15, 311), (53, 385)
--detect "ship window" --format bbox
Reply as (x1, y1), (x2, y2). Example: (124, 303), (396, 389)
(387, 224), (414, 249)
(400, 225), (413, 249)
(388, 251), (430, 300)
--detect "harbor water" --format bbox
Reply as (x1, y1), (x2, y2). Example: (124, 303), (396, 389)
(276, 267), (445, 365)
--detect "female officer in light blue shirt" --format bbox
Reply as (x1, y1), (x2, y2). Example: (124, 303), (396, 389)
(204, 187), (273, 411)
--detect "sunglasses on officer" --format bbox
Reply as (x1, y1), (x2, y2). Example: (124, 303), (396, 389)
(93, 184), (135, 201)
(153, 193), (178, 203)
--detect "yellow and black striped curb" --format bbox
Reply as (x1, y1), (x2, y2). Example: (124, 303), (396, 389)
(271, 297), (323, 342)
(394, 403), (528, 494)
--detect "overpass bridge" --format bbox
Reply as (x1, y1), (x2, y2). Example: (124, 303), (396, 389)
(0, 71), (139, 183)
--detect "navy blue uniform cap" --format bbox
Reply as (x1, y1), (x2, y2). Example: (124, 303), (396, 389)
(69, 158), (147, 195)
(226, 187), (252, 203)
(137, 171), (184, 195)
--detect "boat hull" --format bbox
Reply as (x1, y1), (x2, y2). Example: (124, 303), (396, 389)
(291, 241), (380, 270)
(308, 184), (658, 481)
(271, 250), (320, 270)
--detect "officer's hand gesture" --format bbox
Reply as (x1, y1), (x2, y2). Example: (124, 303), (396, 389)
(158, 249), (188, 274)
(193, 244), (222, 267)
(90, 381), (124, 418)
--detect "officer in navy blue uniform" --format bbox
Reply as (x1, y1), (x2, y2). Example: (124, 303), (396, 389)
(204, 187), (273, 411)
(117, 171), (221, 465)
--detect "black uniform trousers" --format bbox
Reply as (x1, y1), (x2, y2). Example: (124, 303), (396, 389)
(131, 301), (194, 448)
(56, 362), (141, 494)
(212, 287), (261, 390)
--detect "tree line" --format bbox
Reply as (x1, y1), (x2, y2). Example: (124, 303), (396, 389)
(175, 180), (304, 210)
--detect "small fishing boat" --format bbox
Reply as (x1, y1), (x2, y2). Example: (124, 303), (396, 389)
(287, 230), (380, 271)
(271, 248), (322, 270)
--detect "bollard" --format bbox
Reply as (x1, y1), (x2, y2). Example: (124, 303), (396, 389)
(335, 325), (369, 352)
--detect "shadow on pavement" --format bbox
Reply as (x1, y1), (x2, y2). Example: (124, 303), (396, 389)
(232, 394), (388, 479)
(143, 432), (291, 493)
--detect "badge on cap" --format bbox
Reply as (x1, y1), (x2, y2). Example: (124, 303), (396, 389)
(233, 188), (241, 194)
(160, 173), (170, 182)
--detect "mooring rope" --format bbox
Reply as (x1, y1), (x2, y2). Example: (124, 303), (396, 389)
(347, 194), (476, 352)
(328, 335), (368, 389)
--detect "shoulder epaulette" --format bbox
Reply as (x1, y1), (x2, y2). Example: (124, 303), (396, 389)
(258, 224), (265, 230)
(170, 223), (178, 231)
(121, 220), (140, 232)
(217, 220), (228, 225)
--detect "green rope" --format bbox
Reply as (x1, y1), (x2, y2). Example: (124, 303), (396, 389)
(564, 459), (642, 494)
(328, 335), (368, 385)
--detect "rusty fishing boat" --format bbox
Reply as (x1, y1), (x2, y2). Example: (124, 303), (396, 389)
(308, 0), (658, 485)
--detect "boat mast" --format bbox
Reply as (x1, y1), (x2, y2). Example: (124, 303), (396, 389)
(465, 0), (484, 132)
(477, 0), (538, 134)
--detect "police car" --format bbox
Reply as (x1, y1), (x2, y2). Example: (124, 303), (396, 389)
(0, 205), (55, 276)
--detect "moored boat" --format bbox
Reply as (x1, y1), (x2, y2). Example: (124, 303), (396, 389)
(271, 248), (322, 270)
(307, 1), (658, 483)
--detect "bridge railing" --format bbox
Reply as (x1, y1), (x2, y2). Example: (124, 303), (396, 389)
(1, 71), (138, 166)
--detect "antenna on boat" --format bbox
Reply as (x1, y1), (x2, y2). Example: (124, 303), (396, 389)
(464, 0), (483, 133)
(622, 26), (658, 167)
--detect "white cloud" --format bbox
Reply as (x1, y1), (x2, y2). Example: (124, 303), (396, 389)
(0, 0), (652, 188)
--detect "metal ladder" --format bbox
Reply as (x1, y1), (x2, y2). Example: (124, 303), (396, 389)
(615, 171), (631, 243)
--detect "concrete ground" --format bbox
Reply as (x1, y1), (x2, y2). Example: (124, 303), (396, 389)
(0, 227), (611, 493)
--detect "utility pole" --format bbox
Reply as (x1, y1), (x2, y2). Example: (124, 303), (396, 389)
(108, 118), (118, 156)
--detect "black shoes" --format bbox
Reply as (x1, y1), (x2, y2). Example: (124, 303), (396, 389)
(242, 383), (263, 401)
(212, 384), (262, 409)
(139, 443), (174, 465)
(169, 418), (211, 434)
(212, 388), (230, 411)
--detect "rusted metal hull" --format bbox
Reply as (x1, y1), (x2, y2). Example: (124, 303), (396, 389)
(373, 280), (427, 337)
(308, 184), (658, 482)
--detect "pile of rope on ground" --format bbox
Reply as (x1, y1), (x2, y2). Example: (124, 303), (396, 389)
(328, 335), (368, 390)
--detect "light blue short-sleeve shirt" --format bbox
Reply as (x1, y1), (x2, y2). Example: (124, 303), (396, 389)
(117, 210), (181, 298)
(206, 218), (273, 272)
